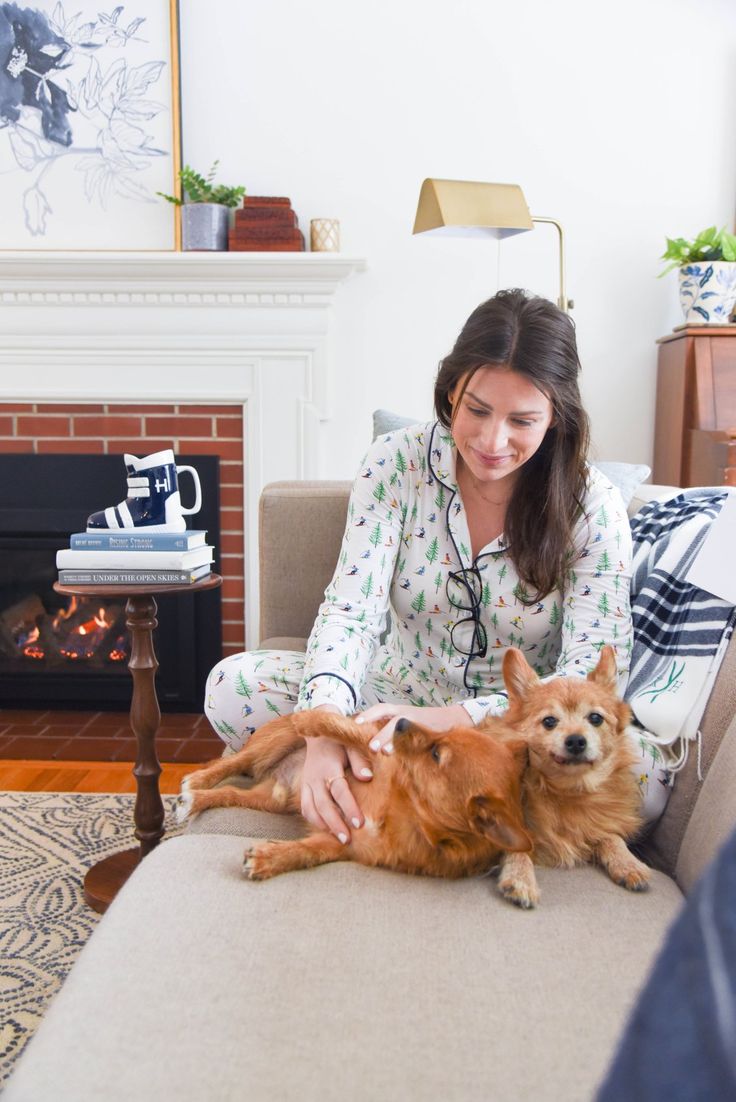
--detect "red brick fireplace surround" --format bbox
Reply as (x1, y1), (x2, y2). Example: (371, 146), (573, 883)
(0, 401), (245, 762)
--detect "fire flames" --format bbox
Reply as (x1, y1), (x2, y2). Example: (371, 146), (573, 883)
(5, 595), (129, 665)
(60, 606), (116, 660)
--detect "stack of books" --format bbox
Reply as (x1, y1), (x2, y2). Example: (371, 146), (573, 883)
(56, 529), (214, 586)
(229, 196), (305, 251)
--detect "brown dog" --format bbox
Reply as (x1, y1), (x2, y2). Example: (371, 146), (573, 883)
(176, 710), (531, 880)
(483, 645), (650, 908)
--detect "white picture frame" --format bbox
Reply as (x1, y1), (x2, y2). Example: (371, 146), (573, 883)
(0, 0), (182, 249)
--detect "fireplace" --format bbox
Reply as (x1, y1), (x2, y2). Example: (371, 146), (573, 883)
(0, 454), (221, 711)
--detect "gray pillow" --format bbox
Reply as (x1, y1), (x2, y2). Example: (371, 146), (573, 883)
(372, 409), (418, 438)
(371, 408), (650, 506)
(591, 461), (651, 506)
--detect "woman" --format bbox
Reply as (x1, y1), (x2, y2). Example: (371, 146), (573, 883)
(205, 289), (657, 844)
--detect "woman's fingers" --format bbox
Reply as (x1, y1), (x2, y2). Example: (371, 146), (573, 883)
(368, 715), (402, 754)
(300, 782), (329, 834)
(312, 777), (359, 842)
(346, 747), (373, 782)
(356, 703), (399, 725)
(329, 775), (365, 831)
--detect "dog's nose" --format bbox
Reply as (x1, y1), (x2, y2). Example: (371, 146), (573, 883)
(564, 734), (587, 756)
(394, 718), (411, 734)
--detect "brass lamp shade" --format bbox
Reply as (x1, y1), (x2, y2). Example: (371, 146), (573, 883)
(412, 176), (573, 312)
(412, 178), (533, 239)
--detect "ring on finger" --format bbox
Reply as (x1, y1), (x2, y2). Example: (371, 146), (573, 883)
(325, 774), (346, 792)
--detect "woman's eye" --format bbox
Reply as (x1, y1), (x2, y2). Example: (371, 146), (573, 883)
(468, 407), (486, 417)
(512, 419), (534, 428)
(541, 716), (558, 729)
(431, 744), (442, 763)
(588, 712), (604, 727)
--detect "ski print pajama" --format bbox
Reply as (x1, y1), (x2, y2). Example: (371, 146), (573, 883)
(205, 421), (670, 819)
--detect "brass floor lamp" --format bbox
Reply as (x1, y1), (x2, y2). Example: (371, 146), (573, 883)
(412, 178), (574, 313)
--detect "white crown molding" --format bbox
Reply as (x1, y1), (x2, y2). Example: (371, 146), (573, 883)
(0, 251), (367, 306)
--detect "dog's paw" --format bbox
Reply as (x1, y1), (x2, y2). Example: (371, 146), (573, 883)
(174, 789), (195, 824)
(613, 859), (651, 893)
(180, 769), (208, 793)
(498, 876), (540, 910)
(242, 843), (275, 881)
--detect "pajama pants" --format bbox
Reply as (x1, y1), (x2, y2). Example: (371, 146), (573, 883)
(203, 648), (673, 823)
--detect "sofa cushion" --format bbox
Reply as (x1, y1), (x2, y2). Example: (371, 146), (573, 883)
(5, 833), (683, 1102)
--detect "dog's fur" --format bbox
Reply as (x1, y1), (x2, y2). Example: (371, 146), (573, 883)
(482, 645), (650, 908)
(176, 711), (531, 881)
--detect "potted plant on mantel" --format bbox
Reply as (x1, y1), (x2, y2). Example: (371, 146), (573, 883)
(158, 162), (246, 251)
(659, 225), (736, 324)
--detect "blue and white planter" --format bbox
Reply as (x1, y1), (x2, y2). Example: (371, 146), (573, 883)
(678, 261), (736, 324)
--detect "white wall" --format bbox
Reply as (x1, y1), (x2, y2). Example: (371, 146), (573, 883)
(179, 0), (736, 478)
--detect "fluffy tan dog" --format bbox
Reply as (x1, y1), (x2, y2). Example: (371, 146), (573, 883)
(176, 710), (531, 880)
(482, 645), (650, 909)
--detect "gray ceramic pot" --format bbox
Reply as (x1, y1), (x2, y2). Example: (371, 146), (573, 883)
(181, 203), (230, 251)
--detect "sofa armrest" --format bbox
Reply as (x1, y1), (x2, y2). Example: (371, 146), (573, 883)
(259, 481), (351, 645)
(627, 483), (682, 517)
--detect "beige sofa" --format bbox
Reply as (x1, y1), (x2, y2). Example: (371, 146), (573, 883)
(7, 481), (736, 1102)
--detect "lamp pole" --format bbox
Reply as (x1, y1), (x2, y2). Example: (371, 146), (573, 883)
(532, 216), (574, 313)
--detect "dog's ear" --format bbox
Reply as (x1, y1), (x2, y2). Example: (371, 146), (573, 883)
(502, 648), (539, 701)
(587, 645), (618, 690)
(469, 795), (531, 853)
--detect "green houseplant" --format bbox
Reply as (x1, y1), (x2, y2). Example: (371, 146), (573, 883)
(659, 226), (736, 324)
(158, 162), (246, 251)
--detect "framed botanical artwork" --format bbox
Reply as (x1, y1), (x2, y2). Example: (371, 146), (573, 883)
(0, 0), (182, 249)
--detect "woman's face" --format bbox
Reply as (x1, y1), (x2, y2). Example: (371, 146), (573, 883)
(450, 365), (554, 492)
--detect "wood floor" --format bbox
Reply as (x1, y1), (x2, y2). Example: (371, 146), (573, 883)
(0, 759), (197, 793)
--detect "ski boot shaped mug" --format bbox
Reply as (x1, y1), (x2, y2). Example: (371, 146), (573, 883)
(86, 449), (203, 533)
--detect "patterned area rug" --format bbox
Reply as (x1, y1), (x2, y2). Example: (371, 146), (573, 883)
(0, 792), (182, 1087)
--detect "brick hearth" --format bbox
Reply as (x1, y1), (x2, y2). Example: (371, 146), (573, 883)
(0, 709), (222, 763)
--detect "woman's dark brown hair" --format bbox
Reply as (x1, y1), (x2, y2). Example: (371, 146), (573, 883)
(434, 288), (590, 602)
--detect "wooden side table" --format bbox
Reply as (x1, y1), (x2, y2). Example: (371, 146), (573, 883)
(653, 326), (736, 486)
(53, 574), (223, 914)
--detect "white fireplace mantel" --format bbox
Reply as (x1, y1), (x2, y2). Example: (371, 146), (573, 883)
(0, 250), (366, 307)
(0, 251), (367, 646)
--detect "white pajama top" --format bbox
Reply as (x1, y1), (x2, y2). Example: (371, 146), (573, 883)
(296, 421), (633, 722)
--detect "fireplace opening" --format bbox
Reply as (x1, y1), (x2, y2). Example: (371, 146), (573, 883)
(0, 454), (222, 712)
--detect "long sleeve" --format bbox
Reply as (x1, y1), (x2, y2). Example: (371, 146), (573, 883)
(296, 434), (410, 714)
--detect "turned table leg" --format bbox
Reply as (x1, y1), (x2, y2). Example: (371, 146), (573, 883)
(126, 594), (165, 857)
(83, 593), (164, 913)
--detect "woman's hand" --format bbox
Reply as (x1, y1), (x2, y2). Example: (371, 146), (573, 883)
(356, 702), (473, 753)
(300, 705), (373, 843)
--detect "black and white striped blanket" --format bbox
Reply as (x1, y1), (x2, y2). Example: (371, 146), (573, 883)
(627, 489), (736, 766)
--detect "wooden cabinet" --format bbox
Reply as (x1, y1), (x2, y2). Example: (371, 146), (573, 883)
(653, 326), (736, 486)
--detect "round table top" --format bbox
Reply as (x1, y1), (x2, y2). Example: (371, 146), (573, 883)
(53, 573), (223, 598)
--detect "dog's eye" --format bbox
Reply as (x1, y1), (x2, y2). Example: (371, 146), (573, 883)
(430, 744), (442, 763)
(588, 712), (604, 727)
(541, 716), (558, 729)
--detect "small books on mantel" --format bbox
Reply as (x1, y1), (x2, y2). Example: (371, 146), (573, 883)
(57, 530), (214, 586)
(229, 197), (305, 252)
